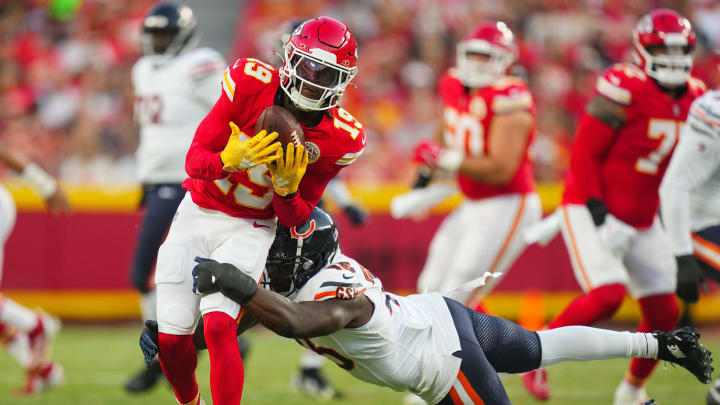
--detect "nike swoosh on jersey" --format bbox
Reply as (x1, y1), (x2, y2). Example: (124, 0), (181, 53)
(253, 221), (270, 228)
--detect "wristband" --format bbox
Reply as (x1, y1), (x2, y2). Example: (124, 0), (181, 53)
(22, 163), (57, 198)
(437, 149), (463, 172)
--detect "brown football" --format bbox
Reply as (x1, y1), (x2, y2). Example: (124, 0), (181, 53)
(254, 105), (305, 150)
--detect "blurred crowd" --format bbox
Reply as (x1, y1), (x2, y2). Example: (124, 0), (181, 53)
(2, 0), (720, 185)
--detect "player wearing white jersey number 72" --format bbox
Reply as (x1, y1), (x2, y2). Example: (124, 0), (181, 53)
(139, 208), (714, 404)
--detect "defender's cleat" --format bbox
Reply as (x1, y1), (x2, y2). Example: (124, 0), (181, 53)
(291, 367), (343, 401)
(125, 360), (164, 393)
(655, 327), (714, 384)
(522, 368), (550, 401)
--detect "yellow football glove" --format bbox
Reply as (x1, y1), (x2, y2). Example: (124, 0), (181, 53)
(268, 143), (309, 196)
(220, 122), (282, 171)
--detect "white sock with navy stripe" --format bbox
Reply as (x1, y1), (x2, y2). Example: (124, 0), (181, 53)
(538, 326), (658, 367)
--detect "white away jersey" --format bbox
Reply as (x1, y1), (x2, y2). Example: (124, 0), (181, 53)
(660, 89), (720, 255)
(132, 47), (225, 183)
(292, 253), (462, 404)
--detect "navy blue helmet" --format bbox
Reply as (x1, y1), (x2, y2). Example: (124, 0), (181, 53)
(264, 207), (339, 296)
(141, 2), (198, 57)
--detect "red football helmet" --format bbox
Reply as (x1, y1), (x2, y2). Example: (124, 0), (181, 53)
(632, 8), (695, 87)
(279, 16), (358, 111)
(456, 21), (518, 88)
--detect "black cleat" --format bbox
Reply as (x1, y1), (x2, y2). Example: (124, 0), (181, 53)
(292, 367), (343, 400)
(124, 360), (163, 393)
(655, 327), (714, 384)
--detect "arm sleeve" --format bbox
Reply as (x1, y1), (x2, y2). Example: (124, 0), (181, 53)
(184, 95), (232, 180)
(660, 126), (720, 255)
(273, 166), (341, 227)
(569, 112), (617, 201)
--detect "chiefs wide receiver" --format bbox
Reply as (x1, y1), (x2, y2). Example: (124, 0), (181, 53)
(523, 9), (706, 405)
(154, 16), (366, 405)
(412, 22), (541, 311)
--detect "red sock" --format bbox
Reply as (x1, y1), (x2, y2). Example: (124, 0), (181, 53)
(158, 333), (198, 404)
(204, 311), (244, 405)
(26, 317), (43, 341)
(548, 283), (626, 329)
(628, 293), (679, 385)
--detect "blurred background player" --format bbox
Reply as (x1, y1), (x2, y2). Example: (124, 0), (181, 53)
(0, 145), (69, 394)
(659, 85), (720, 405)
(124, 2), (230, 393)
(411, 21), (541, 311)
(523, 9), (706, 405)
(155, 16), (365, 405)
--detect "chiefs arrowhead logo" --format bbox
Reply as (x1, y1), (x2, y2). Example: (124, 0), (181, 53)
(290, 219), (316, 239)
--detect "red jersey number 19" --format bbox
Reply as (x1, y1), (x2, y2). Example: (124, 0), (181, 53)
(214, 131), (273, 210)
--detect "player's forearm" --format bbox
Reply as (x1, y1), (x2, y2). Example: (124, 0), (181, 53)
(185, 142), (227, 180)
(274, 170), (335, 227)
(185, 98), (232, 180)
(245, 290), (346, 338)
(272, 193), (313, 227)
(570, 113), (616, 200)
(0, 144), (29, 172)
(457, 156), (516, 184)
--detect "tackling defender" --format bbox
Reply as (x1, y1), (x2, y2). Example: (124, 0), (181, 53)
(125, 3), (229, 392)
(659, 88), (720, 404)
(523, 9), (706, 404)
(411, 21), (541, 311)
(139, 208), (713, 404)
(0, 145), (69, 394)
(154, 16), (366, 405)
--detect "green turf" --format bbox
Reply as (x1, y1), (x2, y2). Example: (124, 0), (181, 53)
(0, 324), (716, 404)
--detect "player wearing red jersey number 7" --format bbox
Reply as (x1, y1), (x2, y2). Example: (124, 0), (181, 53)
(155, 16), (365, 405)
(523, 9), (706, 405)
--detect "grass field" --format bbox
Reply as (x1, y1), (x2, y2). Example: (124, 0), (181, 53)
(0, 324), (716, 404)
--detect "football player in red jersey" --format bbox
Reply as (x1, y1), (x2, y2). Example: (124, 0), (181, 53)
(154, 16), (366, 405)
(522, 9), (706, 404)
(412, 22), (541, 312)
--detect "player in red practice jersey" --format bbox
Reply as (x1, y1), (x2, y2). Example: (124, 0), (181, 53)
(523, 9), (706, 405)
(155, 16), (366, 405)
(412, 22), (541, 311)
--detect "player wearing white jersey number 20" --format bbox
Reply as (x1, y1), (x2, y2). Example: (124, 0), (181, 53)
(139, 208), (713, 404)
